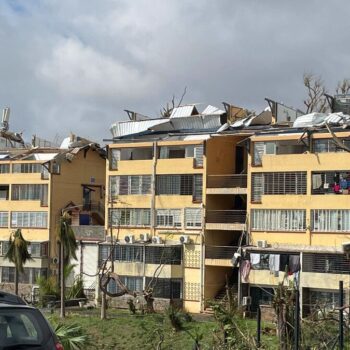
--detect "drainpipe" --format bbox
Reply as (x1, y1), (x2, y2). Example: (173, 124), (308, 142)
(200, 203), (205, 312)
(150, 142), (157, 237)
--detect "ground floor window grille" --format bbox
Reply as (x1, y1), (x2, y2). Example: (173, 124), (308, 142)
(107, 276), (143, 294)
(1, 267), (47, 284)
(145, 277), (182, 299)
(145, 246), (182, 265)
(0, 212), (8, 227)
(251, 209), (306, 231)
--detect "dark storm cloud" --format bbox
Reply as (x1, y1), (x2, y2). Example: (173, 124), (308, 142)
(0, 0), (349, 143)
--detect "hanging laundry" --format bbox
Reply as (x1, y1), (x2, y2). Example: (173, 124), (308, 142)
(279, 254), (289, 272)
(312, 174), (322, 189)
(269, 254), (280, 275)
(240, 259), (251, 282)
(250, 253), (260, 265)
(288, 255), (300, 273)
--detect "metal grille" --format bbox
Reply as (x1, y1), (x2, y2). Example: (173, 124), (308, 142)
(108, 208), (151, 227)
(156, 209), (182, 227)
(312, 171), (350, 194)
(145, 246), (182, 265)
(194, 145), (204, 167)
(311, 209), (350, 232)
(12, 163), (43, 173)
(206, 210), (246, 224)
(11, 211), (47, 228)
(251, 209), (306, 231)
(207, 174), (247, 188)
(156, 174), (202, 201)
(303, 253), (350, 274)
(109, 175), (151, 197)
(11, 184), (48, 206)
(251, 172), (307, 202)
(185, 208), (202, 228)
(145, 277), (182, 299)
(205, 245), (237, 259)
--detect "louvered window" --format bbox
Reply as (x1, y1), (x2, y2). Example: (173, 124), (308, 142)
(251, 172), (307, 202)
(109, 208), (150, 227)
(251, 209), (306, 231)
(11, 212), (48, 228)
(109, 175), (151, 198)
(185, 208), (202, 228)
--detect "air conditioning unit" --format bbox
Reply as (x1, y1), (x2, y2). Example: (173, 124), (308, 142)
(152, 236), (163, 244)
(242, 296), (252, 306)
(51, 257), (59, 265)
(257, 240), (267, 248)
(179, 235), (190, 244)
(124, 235), (135, 244)
(140, 233), (150, 242)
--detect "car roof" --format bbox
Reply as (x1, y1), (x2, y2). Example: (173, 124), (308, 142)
(0, 291), (27, 305)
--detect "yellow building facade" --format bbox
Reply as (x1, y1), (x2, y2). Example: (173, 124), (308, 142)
(246, 129), (350, 314)
(105, 132), (250, 313)
(0, 144), (106, 297)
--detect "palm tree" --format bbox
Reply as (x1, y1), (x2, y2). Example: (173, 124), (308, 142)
(5, 229), (32, 295)
(57, 212), (77, 318)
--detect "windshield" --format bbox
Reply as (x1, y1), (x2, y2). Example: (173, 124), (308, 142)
(0, 308), (53, 349)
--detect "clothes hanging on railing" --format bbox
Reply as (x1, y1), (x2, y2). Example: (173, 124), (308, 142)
(240, 259), (251, 282)
(269, 254), (280, 276)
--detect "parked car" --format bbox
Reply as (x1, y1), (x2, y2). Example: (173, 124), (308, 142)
(0, 293), (63, 350)
(0, 291), (26, 305)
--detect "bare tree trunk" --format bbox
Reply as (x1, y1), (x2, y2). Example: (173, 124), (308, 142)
(14, 267), (18, 296)
(60, 242), (65, 318)
(101, 291), (106, 320)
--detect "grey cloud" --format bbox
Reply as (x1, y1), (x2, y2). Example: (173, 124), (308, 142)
(0, 0), (350, 144)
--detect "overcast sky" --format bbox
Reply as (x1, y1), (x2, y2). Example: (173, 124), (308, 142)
(0, 0), (349, 144)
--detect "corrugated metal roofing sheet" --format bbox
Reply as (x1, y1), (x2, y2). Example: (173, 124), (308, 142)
(169, 105), (198, 118)
(110, 119), (169, 138)
(170, 115), (222, 130)
(33, 153), (58, 161)
(202, 105), (225, 115)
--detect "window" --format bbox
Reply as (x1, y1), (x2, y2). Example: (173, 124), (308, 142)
(145, 277), (182, 299)
(107, 276), (143, 294)
(28, 243), (41, 257)
(145, 246), (182, 265)
(0, 241), (10, 256)
(109, 208), (151, 227)
(156, 174), (203, 202)
(1, 267), (47, 284)
(0, 185), (9, 201)
(0, 164), (9, 173)
(115, 245), (143, 262)
(158, 144), (203, 167)
(251, 172), (307, 202)
(0, 212), (8, 227)
(312, 171), (350, 195)
(303, 253), (350, 274)
(11, 212), (48, 228)
(12, 163), (43, 173)
(109, 149), (120, 170)
(156, 209), (181, 227)
(185, 208), (202, 228)
(11, 184), (48, 206)
(253, 140), (306, 165)
(313, 139), (343, 153)
(109, 175), (152, 198)
(251, 209), (306, 231)
(194, 145), (204, 167)
(311, 209), (350, 232)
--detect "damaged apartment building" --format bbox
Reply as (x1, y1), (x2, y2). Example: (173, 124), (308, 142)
(104, 94), (350, 316)
(0, 108), (106, 299)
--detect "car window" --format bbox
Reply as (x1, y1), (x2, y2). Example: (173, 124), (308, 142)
(0, 308), (52, 349)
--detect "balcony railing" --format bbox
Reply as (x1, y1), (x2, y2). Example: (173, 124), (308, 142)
(206, 210), (246, 224)
(83, 201), (105, 217)
(205, 245), (238, 259)
(207, 174), (247, 188)
(71, 225), (105, 240)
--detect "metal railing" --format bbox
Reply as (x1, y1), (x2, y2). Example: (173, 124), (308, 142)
(83, 201), (105, 217)
(71, 225), (105, 240)
(206, 210), (246, 224)
(205, 245), (238, 259)
(207, 174), (247, 188)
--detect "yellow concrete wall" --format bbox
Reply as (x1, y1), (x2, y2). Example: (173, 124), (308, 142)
(204, 266), (232, 300)
(50, 150), (105, 258)
(0, 160), (50, 242)
(248, 144), (350, 248)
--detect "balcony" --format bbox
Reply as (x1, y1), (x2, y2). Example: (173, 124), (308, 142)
(206, 175), (247, 195)
(205, 210), (246, 231)
(71, 225), (105, 241)
(205, 245), (238, 266)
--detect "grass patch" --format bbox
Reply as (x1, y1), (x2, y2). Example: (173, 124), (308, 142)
(45, 308), (278, 349)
